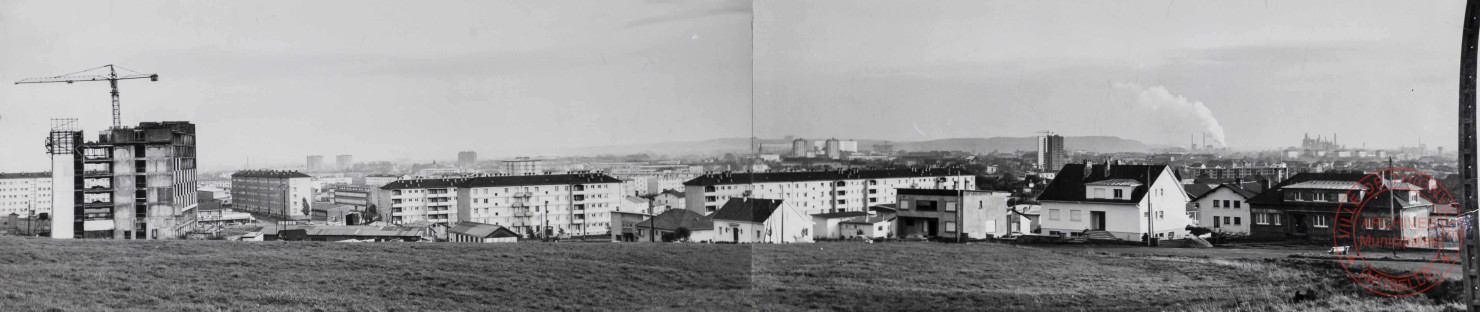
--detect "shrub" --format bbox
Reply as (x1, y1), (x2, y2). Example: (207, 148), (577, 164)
(1186, 225), (1212, 236)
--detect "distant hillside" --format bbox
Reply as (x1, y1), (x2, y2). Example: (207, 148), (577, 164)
(894, 136), (1150, 154)
(554, 136), (1150, 157)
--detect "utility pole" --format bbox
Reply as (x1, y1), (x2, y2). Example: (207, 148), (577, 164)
(647, 199), (655, 242)
(1389, 157), (1399, 258)
(1147, 166), (1156, 247)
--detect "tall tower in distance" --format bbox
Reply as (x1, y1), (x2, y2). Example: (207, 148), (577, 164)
(791, 138), (810, 157)
(336, 155), (354, 171)
(306, 155), (324, 172)
(457, 151), (478, 167)
(1037, 133), (1066, 172)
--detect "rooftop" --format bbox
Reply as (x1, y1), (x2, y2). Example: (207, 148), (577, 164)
(381, 173), (622, 190)
(634, 209), (714, 231)
(232, 170), (312, 178)
(447, 221), (519, 238)
(1035, 163), (1171, 204)
(0, 172), (50, 179)
(711, 198), (784, 223)
(683, 168), (975, 186)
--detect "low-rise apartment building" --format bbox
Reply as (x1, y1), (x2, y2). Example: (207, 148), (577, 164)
(682, 168), (977, 216)
(376, 173), (625, 238)
(894, 189), (1012, 240)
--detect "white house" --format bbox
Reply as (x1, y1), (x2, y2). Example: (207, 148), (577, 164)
(839, 214), (894, 239)
(710, 198), (814, 243)
(1035, 162), (1194, 241)
(1187, 184), (1258, 235)
(811, 211), (869, 240)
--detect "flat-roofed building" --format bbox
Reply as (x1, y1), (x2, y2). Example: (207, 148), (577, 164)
(0, 172), (51, 217)
(681, 168), (976, 215)
(377, 172), (624, 238)
(231, 170), (314, 220)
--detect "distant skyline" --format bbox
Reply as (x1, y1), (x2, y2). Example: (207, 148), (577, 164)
(0, 0), (1469, 172)
(755, 0), (1464, 152)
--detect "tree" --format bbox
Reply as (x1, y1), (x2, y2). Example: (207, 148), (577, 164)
(364, 204), (379, 223)
(301, 198), (311, 220)
(674, 227), (692, 241)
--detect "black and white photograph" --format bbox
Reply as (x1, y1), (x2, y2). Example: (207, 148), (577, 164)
(2, 0), (1480, 311)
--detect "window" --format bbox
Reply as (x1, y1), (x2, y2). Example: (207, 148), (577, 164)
(1049, 209), (1061, 221)
(1113, 189), (1123, 199)
(1255, 213), (1269, 225)
(1212, 201), (1220, 208)
(945, 201), (957, 212)
(915, 200), (938, 211)
(1233, 217), (1241, 225)
(1157, 211), (1164, 220)
(1070, 210), (1082, 222)
(1313, 215), (1329, 228)
(944, 221), (957, 232)
(1233, 201), (1241, 208)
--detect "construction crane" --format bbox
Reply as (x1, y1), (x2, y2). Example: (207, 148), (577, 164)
(15, 64), (159, 129)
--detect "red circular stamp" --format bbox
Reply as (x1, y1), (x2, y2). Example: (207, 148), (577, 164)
(1332, 168), (1462, 297)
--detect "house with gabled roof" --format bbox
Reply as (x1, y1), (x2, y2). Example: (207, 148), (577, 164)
(1186, 184), (1259, 235)
(447, 221), (521, 243)
(710, 198), (813, 243)
(1035, 161), (1193, 241)
(634, 209), (713, 242)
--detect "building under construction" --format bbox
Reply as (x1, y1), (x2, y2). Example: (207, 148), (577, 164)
(47, 120), (199, 239)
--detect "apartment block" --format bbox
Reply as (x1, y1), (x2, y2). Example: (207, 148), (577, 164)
(230, 170), (314, 219)
(49, 120), (199, 239)
(0, 172), (51, 217)
(376, 173), (625, 238)
(682, 168), (977, 216)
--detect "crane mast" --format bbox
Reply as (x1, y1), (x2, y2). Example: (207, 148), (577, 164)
(14, 64), (159, 129)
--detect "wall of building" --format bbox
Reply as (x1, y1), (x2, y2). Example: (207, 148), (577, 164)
(685, 174), (977, 216)
(1191, 188), (1252, 235)
(0, 175), (51, 217)
(1040, 170), (1192, 240)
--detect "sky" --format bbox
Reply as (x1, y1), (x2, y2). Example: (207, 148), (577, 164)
(0, 0), (752, 171)
(0, 1), (1470, 172)
(755, 0), (1466, 152)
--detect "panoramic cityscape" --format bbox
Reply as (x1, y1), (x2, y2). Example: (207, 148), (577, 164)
(1, 1), (1478, 311)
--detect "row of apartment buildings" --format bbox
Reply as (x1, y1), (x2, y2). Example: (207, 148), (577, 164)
(680, 168), (977, 215)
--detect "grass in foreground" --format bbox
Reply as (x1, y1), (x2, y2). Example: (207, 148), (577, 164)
(0, 238), (753, 311)
(0, 238), (1464, 311)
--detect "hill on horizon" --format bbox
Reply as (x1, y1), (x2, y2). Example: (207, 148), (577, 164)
(554, 136), (1150, 157)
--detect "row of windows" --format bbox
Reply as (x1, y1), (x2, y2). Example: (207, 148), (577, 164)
(1210, 200), (1242, 209)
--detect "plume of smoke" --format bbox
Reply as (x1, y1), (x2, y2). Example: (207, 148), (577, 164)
(1112, 83), (1227, 147)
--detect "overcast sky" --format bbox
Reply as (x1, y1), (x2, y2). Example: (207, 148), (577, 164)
(756, 0), (1465, 152)
(0, 0), (752, 171)
(0, 1), (1469, 172)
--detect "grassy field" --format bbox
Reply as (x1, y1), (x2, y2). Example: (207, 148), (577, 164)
(0, 238), (1464, 311)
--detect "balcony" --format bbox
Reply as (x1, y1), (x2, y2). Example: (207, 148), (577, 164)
(512, 192), (532, 198)
(82, 170), (111, 177)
